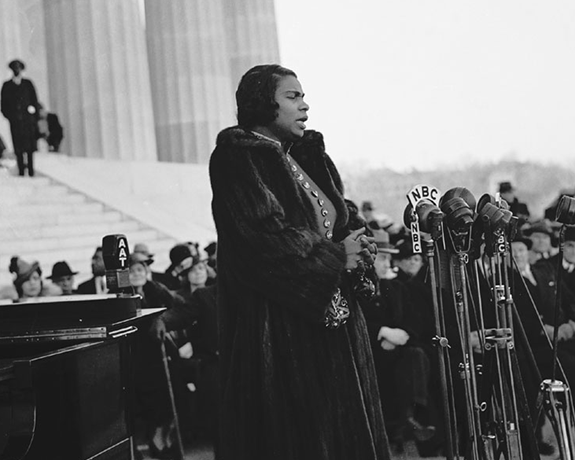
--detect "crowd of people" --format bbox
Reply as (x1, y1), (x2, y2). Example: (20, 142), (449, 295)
(3, 59), (575, 460)
(356, 182), (575, 457)
(3, 181), (573, 457)
(1, 240), (219, 458)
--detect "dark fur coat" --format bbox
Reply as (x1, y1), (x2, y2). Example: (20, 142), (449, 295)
(209, 127), (390, 460)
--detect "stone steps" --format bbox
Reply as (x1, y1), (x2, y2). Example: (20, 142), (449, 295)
(0, 174), (178, 291)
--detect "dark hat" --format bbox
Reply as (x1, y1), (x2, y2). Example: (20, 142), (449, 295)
(128, 252), (154, 267)
(373, 230), (399, 254)
(361, 201), (374, 212)
(132, 243), (154, 263)
(9, 256), (40, 287)
(511, 232), (533, 250)
(47, 261), (78, 280)
(498, 182), (514, 194)
(8, 59), (25, 71)
(168, 244), (200, 277)
(564, 226), (575, 242)
(204, 242), (217, 257)
(392, 239), (416, 260)
(524, 221), (553, 237)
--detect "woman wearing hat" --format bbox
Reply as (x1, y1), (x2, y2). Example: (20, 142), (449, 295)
(524, 220), (558, 264)
(128, 251), (186, 458)
(209, 64), (387, 459)
(9, 256), (52, 301)
(154, 246), (219, 444)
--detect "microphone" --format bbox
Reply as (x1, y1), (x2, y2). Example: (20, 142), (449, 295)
(102, 234), (132, 294)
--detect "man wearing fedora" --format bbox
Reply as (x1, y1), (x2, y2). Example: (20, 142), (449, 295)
(499, 181), (530, 226)
(535, 226), (575, 300)
(1, 59), (40, 177)
(77, 246), (108, 295)
(47, 261), (79, 295)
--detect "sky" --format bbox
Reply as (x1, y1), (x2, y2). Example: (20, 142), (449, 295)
(274, 0), (575, 172)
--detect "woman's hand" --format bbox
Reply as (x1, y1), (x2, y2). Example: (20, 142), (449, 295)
(343, 228), (378, 270)
(380, 339), (396, 351)
(557, 322), (575, 342)
(543, 324), (554, 339)
(470, 330), (482, 354)
(378, 326), (410, 346)
(149, 317), (167, 342)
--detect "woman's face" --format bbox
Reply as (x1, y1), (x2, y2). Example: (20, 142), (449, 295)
(21, 271), (42, 298)
(374, 252), (392, 279)
(186, 262), (208, 287)
(564, 241), (575, 264)
(395, 255), (424, 277)
(267, 75), (309, 142)
(129, 263), (148, 288)
(511, 241), (530, 271)
(530, 232), (551, 254)
(55, 275), (75, 295)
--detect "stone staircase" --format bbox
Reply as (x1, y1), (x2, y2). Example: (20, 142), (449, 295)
(0, 173), (179, 290)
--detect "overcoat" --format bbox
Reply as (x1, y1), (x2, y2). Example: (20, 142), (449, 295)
(209, 127), (390, 460)
(0, 78), (38, 153)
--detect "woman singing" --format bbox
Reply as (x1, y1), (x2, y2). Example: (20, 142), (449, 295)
(209, 64), (390, 460)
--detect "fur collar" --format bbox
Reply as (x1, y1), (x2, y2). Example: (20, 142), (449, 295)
(216, 127), (349, 238)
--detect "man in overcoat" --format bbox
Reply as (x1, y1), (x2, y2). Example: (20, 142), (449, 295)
(1, 59), (39, 176)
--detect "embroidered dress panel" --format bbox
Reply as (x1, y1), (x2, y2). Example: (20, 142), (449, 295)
(286, 154), (337, 240)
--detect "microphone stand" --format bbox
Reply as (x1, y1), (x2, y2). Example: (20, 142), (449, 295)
(425, 237), (459, 460)
(445, 227), (482, 460)
(479, 223), (540, 459)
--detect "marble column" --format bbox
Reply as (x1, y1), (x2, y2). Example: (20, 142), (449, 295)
(0, 0), (49, 151)
(223, 0), (281, 87)
(43, 0), (157, 160)
(144, 0), (235, 164)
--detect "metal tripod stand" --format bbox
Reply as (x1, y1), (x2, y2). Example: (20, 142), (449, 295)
(475, 228), (540, 460)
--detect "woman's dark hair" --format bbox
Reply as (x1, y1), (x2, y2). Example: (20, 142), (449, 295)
(9, 256), (42, 298)
(236, 64), (297, 128)
(14, 279), (44, 299)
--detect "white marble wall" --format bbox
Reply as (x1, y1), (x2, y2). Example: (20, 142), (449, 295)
(144, 0), (236, 164)
(223, 0), (281, 88)
(43, 0), (157, 161)
(0, 0), (280, 164)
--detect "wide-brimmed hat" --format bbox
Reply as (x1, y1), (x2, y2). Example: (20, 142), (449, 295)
(524, 221), (553, 237)
(47, 261), (78, 280)
(128, 252), (153, 268)
(9, 256), (40, 287)
(373, 230), (399, 254)
(167, 243), (201, 277)
(392, 239), (416, 260)
(498, 181), (514, 194)
(132, 243), (154, 264)
(8, 59), (25, 71)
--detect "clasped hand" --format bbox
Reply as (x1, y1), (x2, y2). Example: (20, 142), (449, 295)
(378, 326), (410, 351)
(343, 228), (378, 270)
